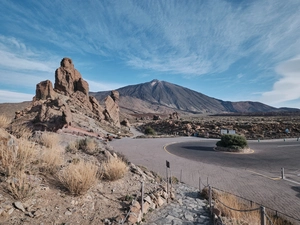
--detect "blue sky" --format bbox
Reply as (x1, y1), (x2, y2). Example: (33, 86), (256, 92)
(1, 0), (300, 108)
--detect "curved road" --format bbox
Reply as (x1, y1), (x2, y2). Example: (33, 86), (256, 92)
(166, 140), (300, 182)
(110, 136), (300, 222)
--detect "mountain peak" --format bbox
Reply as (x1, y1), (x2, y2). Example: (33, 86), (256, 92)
(150, 79), (160, 86)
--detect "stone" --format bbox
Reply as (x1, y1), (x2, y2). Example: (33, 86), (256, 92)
(157, 196), (165, 206)
(104, 91), (120, 127)
(13, 202), (26, 212)
(54, 57), (85, 96)
(35, 80), (57, 100)
(144, 195), (153, 204)
(142, 202), (150, 213)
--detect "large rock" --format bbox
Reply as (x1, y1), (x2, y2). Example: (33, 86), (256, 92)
(104, 91), (120, 127)
(35, 80), (57, 100)
(54, 58), (88, 96)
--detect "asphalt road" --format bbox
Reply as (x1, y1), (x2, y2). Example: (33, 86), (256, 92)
(110, 136), (300, 223)
(166, 139), (300, 182)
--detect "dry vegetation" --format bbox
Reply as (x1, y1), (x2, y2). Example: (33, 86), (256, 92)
(0, 121), (134, 224)
(101, 157), (128, 181)
(202, 188), (294, 225)
(58, 160), (98, 196)
(0, 115), (11, 128)
(39, 132), (60, 148)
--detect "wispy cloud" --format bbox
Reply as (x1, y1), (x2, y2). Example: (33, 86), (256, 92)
(261, 57), (300, 106)
(85, 79), (124, 92)
(0, 90), (33, 103)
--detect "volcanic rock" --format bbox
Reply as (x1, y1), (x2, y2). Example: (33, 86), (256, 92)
(54, 58), (87, 96)
(10, 58), (122, 134)
(35, 80), (57, 100)
(104, 91), (120, 127)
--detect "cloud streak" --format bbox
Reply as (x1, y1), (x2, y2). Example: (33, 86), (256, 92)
(261, 57), (300, 106)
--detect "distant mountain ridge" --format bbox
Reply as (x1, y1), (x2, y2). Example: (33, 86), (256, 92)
(90, 79), (299, 115)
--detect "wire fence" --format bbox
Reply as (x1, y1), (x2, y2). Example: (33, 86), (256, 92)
(164, 167), (300, 225)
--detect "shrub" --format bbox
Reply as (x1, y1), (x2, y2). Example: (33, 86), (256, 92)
(10, 124), (32, 139)
(66, 141), (80, 153)
(59, 160), (98, 196)
(0, 139), (36, 176)
(78, 138), (98, 154)
(144, 126), (156, 135)
(39, 132), (60, 148)
(101, 157), (128, 181)
(40, 146), (63, 174)
(7, 172), (35, 200)
(0, 115), (11, 128)
(216, 134), (248, 150)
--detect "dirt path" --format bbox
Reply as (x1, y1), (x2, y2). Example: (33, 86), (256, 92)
(110, 137), (300, 223)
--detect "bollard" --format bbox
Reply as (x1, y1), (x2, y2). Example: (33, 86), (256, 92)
(199, 177), (201, 191)
(209, 186), (212, 215)
(141, 181), (144, 214)
(260, 206), (266, 225)
(284, 138), (286, 142)
(281, 168), (285, 179)
(258, 139), (260, 142)
(180, 169), (182, 183)
(297, 137), (299, 141)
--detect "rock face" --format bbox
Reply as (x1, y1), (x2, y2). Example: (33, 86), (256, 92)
(54, 58), (88, 96)
(104, 91), (120, 127)
(11, 58), (121, 133)
(35, 80), (57, 100)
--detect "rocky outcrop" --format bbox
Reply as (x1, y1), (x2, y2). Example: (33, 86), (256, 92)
(54, 58), (86, 96)
(104, 91), (120, 127)
(169, 112), (179, 120)
(11, 58), (121, 134)
(35, 80), (57, 100)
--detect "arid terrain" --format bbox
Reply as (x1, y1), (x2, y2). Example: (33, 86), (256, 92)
(1, 57), (299, 225)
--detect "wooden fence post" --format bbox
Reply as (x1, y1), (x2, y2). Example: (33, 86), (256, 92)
(260, 206), (266, 225)
(141, 181), (144, 214)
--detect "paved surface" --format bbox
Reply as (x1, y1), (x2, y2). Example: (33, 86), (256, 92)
(145, 183), (212, 225)
(110, 136), (300, 224)
(167, 139), (300, 183)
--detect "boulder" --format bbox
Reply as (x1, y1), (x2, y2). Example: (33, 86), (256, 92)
(35, 80), (57, 100)
(104, 91), (120, 127)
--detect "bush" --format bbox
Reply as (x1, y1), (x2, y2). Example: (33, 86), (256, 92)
(144, 126), (156, 135)
(59, 160), (98, 196)
(78, 138), (98, 154)
(101, 157), (128, 181)
(0, 139), (36, 176)
(7, 172), (35, 200)
(39, 132), (60, 148)
(0, 115), (11, 128)
(40, 146), (63, 174)
(216, 134), (248, 150)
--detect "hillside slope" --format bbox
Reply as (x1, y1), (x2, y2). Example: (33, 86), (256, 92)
(90, 80), (282, 115)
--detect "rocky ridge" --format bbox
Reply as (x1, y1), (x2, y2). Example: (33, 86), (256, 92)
(138, 115), (300, 140)
(12, 58), (124, 137)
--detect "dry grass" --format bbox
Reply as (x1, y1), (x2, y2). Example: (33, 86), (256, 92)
(40, 146), (63, 174)
(7, 172), (35, 200)
(0, 139), (36, 176)
(101, 157), (128, 181)
(213, 190), (294, 225)
(10, 124), (32, 139)
(39, 132), (60, 148)
(0, 115), (11, 128)
(59, 160), (98, 196)
(79, 138), (98, 155)
(215, 192), (260, 225)
(66, 140), (80, 153)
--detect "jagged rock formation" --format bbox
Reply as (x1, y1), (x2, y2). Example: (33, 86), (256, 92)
(11, 58), (121, 134)
(35, 80), (57, 100)
(104, 91), (120, 127)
